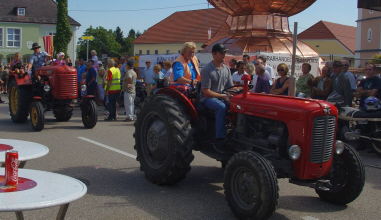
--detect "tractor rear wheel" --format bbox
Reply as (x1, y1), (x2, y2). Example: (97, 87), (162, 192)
(81, 99), (97, 129)
(134, 94), (194, 185)
(8, 79), (31, 123)
(315, 144), (365, 204)
(30, 101), (45, 131)
(224, 151), (279, 220)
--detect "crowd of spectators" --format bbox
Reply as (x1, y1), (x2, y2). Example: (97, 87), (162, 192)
(1, 43), (379, 117)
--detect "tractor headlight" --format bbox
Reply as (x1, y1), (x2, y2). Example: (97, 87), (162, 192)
(288, 145), (301, 160)
(81, 84), (87, 92)
(43, 85), (51, 92)
(335, 140), (345, 155)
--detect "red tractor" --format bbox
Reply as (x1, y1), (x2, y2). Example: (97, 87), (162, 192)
(134, 77), (365, 219)
(7, 64), (97, 131)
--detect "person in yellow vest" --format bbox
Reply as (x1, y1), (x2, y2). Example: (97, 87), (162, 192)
(172, 42), (201, 86)
(104, 58), (121, 121)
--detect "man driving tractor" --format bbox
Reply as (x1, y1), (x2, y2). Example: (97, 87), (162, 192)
(27, 43), (50, 79)
(201, 43), (234, 148)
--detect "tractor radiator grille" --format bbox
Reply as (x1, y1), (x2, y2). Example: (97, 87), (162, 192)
(53, 74), (78, 99)
(310, 116), (336, 163)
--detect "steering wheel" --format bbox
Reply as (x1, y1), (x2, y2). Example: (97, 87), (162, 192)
(222, 85), (244, 95)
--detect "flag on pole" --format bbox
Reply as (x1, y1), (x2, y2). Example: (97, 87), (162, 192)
(43, 35), (54, 56)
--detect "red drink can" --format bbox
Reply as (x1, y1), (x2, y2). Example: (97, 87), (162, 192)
(5, 150), (19, 186)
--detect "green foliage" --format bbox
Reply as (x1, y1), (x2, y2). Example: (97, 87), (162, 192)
(77, 27), (140, 59)
(78, 26), (121, 59)
(115, 27), (124, 46)
(54, 0), (72, 56)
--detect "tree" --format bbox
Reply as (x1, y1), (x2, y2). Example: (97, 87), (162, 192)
(77, 27), (143, 59)
(55, 0), (72, 56)
(115, 26), (124, 46)
(77, 26), (121, 59)
(128, 29), (136, 39)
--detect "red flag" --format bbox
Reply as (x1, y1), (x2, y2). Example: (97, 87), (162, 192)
(43, 35), (54, 56)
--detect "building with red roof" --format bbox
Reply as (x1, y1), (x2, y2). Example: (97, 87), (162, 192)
(133, 8), (227, 55)
(298, 20), (356, 63)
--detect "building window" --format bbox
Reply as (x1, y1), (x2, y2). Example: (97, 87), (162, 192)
(155, 50), (158, 55)
(146, 50), (150, 55)
(0, 28), (3, 47)
(17, 8), (26, 16)
(166, 50), (170, 54)
(7, 28), (21, 47)
(139, 50), (142, 55)
(368, 28), (373, 42)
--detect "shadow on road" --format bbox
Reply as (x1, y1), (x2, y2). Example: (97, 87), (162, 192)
(279, 195), (346, 213)
(55, 165), (290, 220)
(0, 118), (32, 133)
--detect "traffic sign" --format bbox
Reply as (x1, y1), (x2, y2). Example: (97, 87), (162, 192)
(81, 36), (94, 41)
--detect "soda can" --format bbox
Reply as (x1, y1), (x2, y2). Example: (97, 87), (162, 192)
(5, 150), (19, 186)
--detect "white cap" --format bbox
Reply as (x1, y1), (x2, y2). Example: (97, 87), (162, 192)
(57, 52), (65, 58)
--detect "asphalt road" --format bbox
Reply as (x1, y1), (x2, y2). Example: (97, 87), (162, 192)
(0, 94), (380, 220)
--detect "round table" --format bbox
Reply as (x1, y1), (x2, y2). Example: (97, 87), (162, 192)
(0, 139), (49, 167)
(0, 168), (87, 220)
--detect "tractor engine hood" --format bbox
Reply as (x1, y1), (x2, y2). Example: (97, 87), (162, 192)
(230, 93), (337, 120)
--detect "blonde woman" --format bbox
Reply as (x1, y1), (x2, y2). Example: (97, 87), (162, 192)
(172, 42), (200, 85)
(270, 63), (290, 95)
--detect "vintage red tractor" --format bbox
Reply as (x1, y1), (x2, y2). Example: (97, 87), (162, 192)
(7, 64), (97, 131)
(134, 77), (365, 219)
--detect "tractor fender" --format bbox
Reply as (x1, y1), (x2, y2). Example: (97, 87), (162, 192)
(157, 87), (198, 121)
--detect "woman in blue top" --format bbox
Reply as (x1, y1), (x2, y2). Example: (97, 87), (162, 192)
(270, 63), (290, 96)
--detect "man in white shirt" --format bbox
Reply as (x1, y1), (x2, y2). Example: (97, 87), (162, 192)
(232, 61), (249, 85)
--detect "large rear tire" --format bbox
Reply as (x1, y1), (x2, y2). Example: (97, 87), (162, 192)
(224, 151), (279, 220)
(30, 101), (44, 131)
(8, 79), (31, 123)
(134, 94), (194, 185)
(315, 144), (365, 205)
(81, 99), (97, 129)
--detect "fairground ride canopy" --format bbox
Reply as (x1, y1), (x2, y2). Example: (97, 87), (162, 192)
(204, 0), (319, 56)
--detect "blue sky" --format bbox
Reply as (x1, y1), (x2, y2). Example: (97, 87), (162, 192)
(68, 0), (358, 37)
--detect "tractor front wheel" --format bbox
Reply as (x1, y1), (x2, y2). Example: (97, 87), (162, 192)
(30, 101), (44, 131)
(224, 151), (279, 220)
(81, 99), (97, 129)
(134, 94), (194, 185)
(315, 144), (365, 204)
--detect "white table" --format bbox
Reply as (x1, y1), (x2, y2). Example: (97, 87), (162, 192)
(0, 139), (49, 168)
(0, 168), (87, 220)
